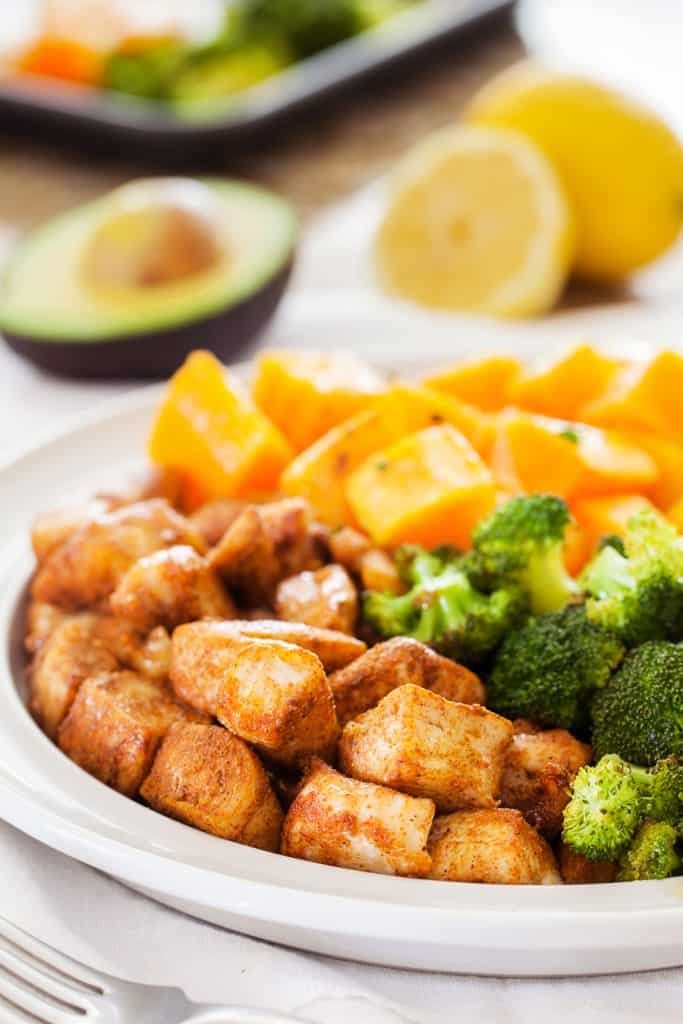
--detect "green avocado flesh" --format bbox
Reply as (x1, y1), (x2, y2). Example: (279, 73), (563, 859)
(0, 180), (296, 343)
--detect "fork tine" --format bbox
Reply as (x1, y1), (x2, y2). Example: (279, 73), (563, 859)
(0, 943), (91, 1017)
(0, 919), (104, 997)
(0, 962), (80, 1024)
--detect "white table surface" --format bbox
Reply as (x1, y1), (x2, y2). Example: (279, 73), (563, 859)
(3, 185), (683, 1022)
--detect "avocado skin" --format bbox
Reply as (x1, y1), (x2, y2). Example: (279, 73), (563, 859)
(3, 257), (293, 380)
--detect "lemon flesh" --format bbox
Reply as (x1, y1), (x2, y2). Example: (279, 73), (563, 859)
(466, 61), (683, 281)
(375, 126), (574, 317)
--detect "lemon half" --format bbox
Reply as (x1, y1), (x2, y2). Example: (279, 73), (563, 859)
(374, 125), (574, 317)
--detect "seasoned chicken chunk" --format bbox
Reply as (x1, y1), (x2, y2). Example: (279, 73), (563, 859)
(500, 728), (592, 837)
(110, 545), (235, 631)
(29, 614), (118, 738)
(31, 499), (109, 565)
(340, 684), (512, 811)
(328, 526), (402, 594)
(275, 564), (358, 634)
(329, 637), (486, 727)
(557, 843), (617, 884)
(190, 499), (248, 547)
(141, 722), (283, 851)
(281, 760), (434, 877)
(209, 498), (327, 605)
(215, 639), (339, 767)
(171, 619), (365, 715)
(32, 499), (205, 610)
(24, 601), (69, 655)
(93, 618), (171, 681)
(428, 808), (562, 885)
(328, 526), (403, 595)
(58, 671), (204, 796)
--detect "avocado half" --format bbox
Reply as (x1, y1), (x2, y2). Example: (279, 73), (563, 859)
(0, 180), (296, 379)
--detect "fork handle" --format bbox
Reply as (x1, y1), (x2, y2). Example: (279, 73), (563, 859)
(182, 1008), (307, 1023)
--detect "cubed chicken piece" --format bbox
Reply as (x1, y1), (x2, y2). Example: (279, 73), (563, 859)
(275, 564), (358, 634)
(94, 618), (171, 681)
(110, 545), (235, 632)
(281, 760), (434, 877)
(31, 500), (108, 565)
(29, 614), (119, 739)
(215, 639), (339, 767)
(190, 499), (248, 547)
(171, 620), (365, 715)
(340, 684), (512, 811)
(329, 637), (486, 728)
(32, 499), (206, 610)
(500, 728), (592, 837)
(140, 722), (283, 851)
(428, 808), (562, 884)
(328, 526), (403, 594)
(208, 498), (327, 606)
(58, 671), (205, 796)
(24, 601), (69, 655)
(557, 843), (617, 884)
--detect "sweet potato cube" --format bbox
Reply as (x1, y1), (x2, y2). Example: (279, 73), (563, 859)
(252, 349), (386, 452)
(623, 432), (683, 510)
(29, 614), (118, 739)
(110, 545), (235, 631)
(581, 351), (683, 438)
(570, 425), (658, 498)
(148, 350), (292, 508)
(281, 760), (434, 876)
(329, 636), (485, 727)
(339, 684), (512, 811)
(428, 808), (562, 884)
(424, 354), (521, 412)
(572, 494), (658, 550)
(58, 671), (204, 796)
(275, 564), (358, 634)
(489, 413), (584, 498)
(140, 722), (283, 851)
(500, 727), (591, 837)
(280, 383), (491, 527)
(346, 425), (496, 548)
(509, 344), (620, 420)
(215, 638), (339, 766)
(669, 497), (683, 532)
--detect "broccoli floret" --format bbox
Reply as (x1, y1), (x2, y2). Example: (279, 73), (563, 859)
(362, 545), (527, 666)
(562, 754), (644, 861)
(617, 821), (680, 881)
(581, 509), (683, 647)
(642, 757), (683, 824)
(468, 495), (579, 614)
(487, 606), (624, 731)
(597, 534), (627, 557)
(102, 41), (188, 99)
(592, 642), (683, 766)
(240, 0), (364, 57)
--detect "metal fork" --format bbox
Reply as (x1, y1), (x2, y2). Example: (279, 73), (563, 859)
(0, 914), (307, 1023)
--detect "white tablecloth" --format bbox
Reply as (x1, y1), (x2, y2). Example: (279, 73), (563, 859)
(2, 188), (683, 1023)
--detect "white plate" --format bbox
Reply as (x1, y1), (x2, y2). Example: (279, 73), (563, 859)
(1, 323), (683, 978)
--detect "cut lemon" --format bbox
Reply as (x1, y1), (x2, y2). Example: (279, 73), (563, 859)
(374, 126), (574, 316)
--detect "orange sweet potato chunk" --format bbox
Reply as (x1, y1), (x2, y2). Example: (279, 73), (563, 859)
(489, 414), (584, 498)
(621, 432), (683, 510)
(281, 383), (492, 527)
(563, 519), (591, 577)
(509, 344), (621, 420)
(572, 494), (658, 550)
(148, 351), (292, 509)
(580, 352), (683, 437)
(571, 425), (658, 498)
(424, 355), (521, 412)
(668, 498), (683, 532)
(252, 350), (386, 452)
(345, 424), (496, 548)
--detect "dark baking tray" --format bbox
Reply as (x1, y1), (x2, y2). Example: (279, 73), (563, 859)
(0, 0), (511, 157)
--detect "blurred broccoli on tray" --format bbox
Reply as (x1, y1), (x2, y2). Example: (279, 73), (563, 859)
(362, 543), (528, 666)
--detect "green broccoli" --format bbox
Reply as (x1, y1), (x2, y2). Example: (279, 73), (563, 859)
(592, 641), (683, 766)
(467, 494), (579, 614)
(562, 754), (644, 861)
(239, 0), (364, 57)
(486, 606), (624, 731)
(562, 754), (683, 864)
(617, 821), (680, 881)
(597, 534), (626, 557)
(580, 509), (683, 647)
(362, 544), (527, 666)
(102, 41), (188, 100)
